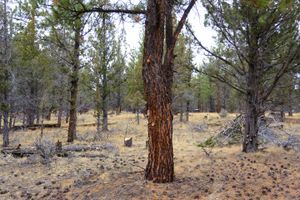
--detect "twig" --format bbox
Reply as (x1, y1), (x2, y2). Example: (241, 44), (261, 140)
(127, 162), (145, 170)
(201, 147), (211, 157)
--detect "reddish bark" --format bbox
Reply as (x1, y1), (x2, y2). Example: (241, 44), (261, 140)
(143, 0), (196, 183)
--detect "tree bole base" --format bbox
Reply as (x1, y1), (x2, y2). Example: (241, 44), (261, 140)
(145, 168), (174, 183)
(242, 141), (258, 153)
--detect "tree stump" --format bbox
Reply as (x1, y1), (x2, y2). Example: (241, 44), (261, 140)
(124, 137), (132, 147)
(56, 140), (62, 152)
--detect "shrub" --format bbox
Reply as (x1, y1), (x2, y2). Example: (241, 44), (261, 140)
(219, 108), (228, 118)
(34, 137), (56, 164)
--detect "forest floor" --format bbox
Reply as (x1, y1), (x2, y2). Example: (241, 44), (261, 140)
(0, 112), (300, 200)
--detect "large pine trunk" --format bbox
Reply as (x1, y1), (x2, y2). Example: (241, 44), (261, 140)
(143, 0), (174, 183)
(143, 0), (196, 183)
(67, 26), (81, 143)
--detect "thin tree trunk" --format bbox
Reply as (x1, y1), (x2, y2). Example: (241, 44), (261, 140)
(185, 100), (190, 122)
(9, 100), (14, 128)
(57, 106), (63, 127)
(209, 96), (215, 112)
(12, 116), (15, 127)
(197, 97), (201, 112)
(22, 113), (26, 126)
(280, 108), (285, 122)
(95, 82), (101, 135)
(2, 79), (9, 147)
(46, 111), (51, 121)
(65, 110), (69, 123)
(102, 72), (108, 130)
(136, 109), (140, 125)
(222, 85), (229, 110)
(36, 111), (40, 124)
(67, 25), (81, 143)
(116, 86), (122, 115)
(287, 88), (293, 116)
(27, 110), (35, 126)
(3, 110), (9, 147)
(1, 0), (10, 147)
(9, 112), (13, 129)
(216, 83), (221, 113)
(101, 17), (109, 132)
(40, 114), (44, 137)
(0, 113), (2, 134)
(68, 71), (78, 142)
(102, 103), (108, 131)
(179, 101), (183, 122)
(96, 111), (101, 135)
(288, 101), (293, 116)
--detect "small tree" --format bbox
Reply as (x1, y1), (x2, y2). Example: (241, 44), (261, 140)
(0, 0), (12, 147)
(125, 50), (145, 124)
(173, 34), (194, 122)
(90, 12), (117, 132)
(46, 0), (88, 142)
(189, 0), (300, 152)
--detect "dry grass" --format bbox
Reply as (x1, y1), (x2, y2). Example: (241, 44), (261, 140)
(0, 112), (299, 200)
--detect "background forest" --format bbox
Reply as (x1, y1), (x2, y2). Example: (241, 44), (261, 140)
(0, 0), (300, 199)
(1, 0), (298, 144)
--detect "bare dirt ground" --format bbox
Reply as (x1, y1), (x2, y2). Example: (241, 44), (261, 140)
(0, 112), (300, 200)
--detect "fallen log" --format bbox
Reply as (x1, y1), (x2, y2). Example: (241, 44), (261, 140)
(12, 124), (60, 131)
(1, 144), (117, 158)
(78, 153), (107, 158)
(285, 118), (300, 124)
(77, 122), (116, 127)
(1, 147), (35, 157)
(63, 144), (103, 152)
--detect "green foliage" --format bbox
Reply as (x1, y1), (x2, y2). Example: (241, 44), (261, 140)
(202, 0), (299, 99)
(173, 34), (194, 109)
(191, 74), (214, 106)
(197, 136), (216, 148)
(125, 45), (145, 110)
